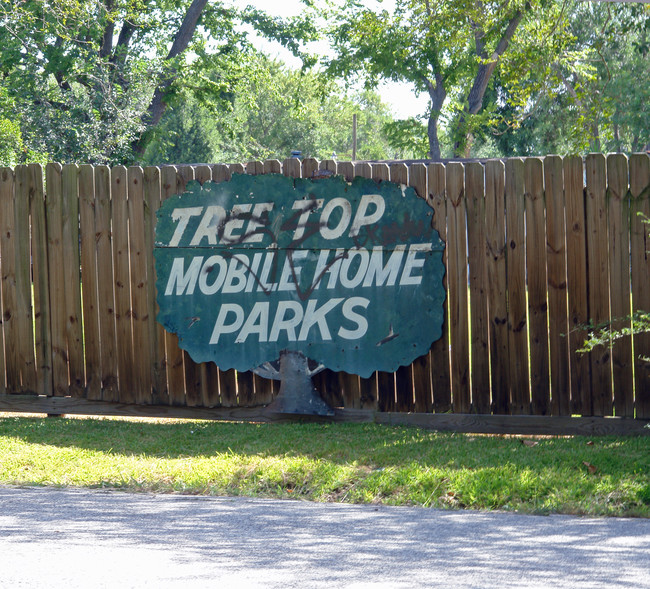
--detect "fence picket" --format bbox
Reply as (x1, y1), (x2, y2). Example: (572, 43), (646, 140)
(544, 156), (570, 416)
(128, 166), (153, 404)
(46, 163), (68, 397)
(112, 166), (135, 402)
(160, 166), (187, 406)
(505, 158), (530, 414)
(466, 162), (489, 414)
(355, 161), (378, 410)
(0, 167), (16, 393)
(585, 154), (612, 416)
(264, 159), (282, 174)
(211, 164), (239, 407)
(283, 158), (301, 179)
(410, 163), (433, 413)
(242, 161), (275, 407)
(372, 163), (397, 412)
(193, 165), (221, 408)
(337, 158), (362, 408)
(428, 163), (452, 413)
(143, 166), (169, 405)
(94, 166), (118, 401)
(446, 162), (470, 413)
(607, 154), (634, 417)
(630, 153), (650, 418)
(564, 156), (591, 415)
(176, 166), (203, 408)
(22, 165), (48, 395)
(62, 164), (84, 397)
(79, 165), (102, 400)
(302, 158), (319, 179)
(391, 162), (415, 412)
(485, 160), (508, 414)
(524, 158), (550, 416)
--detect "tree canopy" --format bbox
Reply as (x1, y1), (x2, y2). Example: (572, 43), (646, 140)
(141, 57), (403, 165)
(1, 0), (646, 165)
(325, 0), (584, 159)
(324, 0), (648, 159)
(0, 0), (317, 164)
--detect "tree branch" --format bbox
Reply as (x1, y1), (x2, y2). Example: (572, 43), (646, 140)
(99, 0), (115, 59)
(111, 20), (136, 68)
(134, 0), (209, 153)
(467, 9), (524, 115)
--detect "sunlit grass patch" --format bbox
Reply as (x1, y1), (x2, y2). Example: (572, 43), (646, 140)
(0, 415), (648, 517)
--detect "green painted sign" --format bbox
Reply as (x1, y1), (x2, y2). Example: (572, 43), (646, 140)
(154, 173), (445, 378)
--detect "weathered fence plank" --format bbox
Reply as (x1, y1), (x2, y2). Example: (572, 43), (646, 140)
(128, 166), (153, 405)
(13, 166), (41, 394)
(564, 156), (591, 415)
(112, 166), (135, 402)
(485, 160), (508, 414)
(466, 162), (489, 414)
(543, 155), (570, 416)
(410, 163), (434, 413)
(79, 164), (102, 400)
(428, 163), (452, 413)
(45, 163), (68, 397)
(446, 162), (470, 413)
(175, 166), (203, 408)
(585, 153), (613, 416)
(95, 165), (118, 401)
(525, 158), (550, 416)
(62, 164), (84, 397)
(505, 158), (530, 414)
(355, 161), (378, 411)
(0, 167), (15, 393)
(161, 166), (187, 406)
(22, 165), (48, 395)
(143, 166), (169, 405)
(193, 164), (221, 409)
(630, 153), (650, 419)
(391, 162), (416, 412)
(606, 154), (634, 417)
(211, 164), (238, 407)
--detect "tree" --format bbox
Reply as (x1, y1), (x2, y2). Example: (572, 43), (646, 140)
(477, 1), (649, 157)
(141, 57), (399, 165)
(324, 0), (576, 159)
(0, 0), (317, 163)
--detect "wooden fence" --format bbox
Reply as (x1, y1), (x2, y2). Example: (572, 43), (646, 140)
(0, 154), (649, 431)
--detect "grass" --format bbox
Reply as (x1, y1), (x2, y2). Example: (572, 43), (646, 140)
(0, 414), (649, 517)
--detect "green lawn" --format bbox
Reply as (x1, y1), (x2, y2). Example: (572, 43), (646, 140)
(1, 414), (648, 516)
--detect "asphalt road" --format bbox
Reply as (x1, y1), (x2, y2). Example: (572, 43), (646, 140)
(1, 486), (649, 588)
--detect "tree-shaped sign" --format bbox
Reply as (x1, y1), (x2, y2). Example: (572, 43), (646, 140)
(155, 173), (446, 413)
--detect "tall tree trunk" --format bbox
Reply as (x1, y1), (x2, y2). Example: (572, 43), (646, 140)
(453, 9), (524, 156)
(132, 0), (209, 155)
(427, 75), (446, 161)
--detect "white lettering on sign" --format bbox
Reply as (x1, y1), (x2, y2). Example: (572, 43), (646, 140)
(190, 205), (225, 246)
(166, 195), (387, 247)
(363, 245), (406, 287)
(209, 297), (371, 344)
(349, 194), (385, 237)
(291, 199), (324, 241)
(401, 243), (433, 285)
(170, 207), (203, 247)
(170, 202), (276, 247)
(165, 256), (203, 295)
(320, 198), (352, 240)
(163, 244), (432, 298)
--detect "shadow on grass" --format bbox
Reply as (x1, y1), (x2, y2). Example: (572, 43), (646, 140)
(1, 414), (649, 475)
